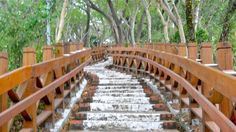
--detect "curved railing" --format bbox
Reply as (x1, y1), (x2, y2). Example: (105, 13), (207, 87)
(0, 44), (106, 131)
(108, 46), (236, 132)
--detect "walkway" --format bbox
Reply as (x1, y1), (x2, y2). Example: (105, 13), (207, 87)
(69, 58), (178, 131)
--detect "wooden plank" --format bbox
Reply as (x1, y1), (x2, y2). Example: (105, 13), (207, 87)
(54, 98), (63, 109)
(36, 110), (52, 125)
(64, 90), (70, 98)
(0, 66), (32, 95)
(181, 97), (190, 106)
(205, 121), (220, 132)
(172, 90), (180, 97)
(0, 52), (8, 132)
(191, 107), (202, 119)
(19, 128), (34, 132)
(22, 48), (37, 131)
(8, 90), (32, 121)
(70, 83), (76, 90)
(165, 84), (172, 91)
(32, 50), (91, 77)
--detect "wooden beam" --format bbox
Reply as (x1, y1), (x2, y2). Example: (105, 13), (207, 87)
(0, 52), (8, 132)
(22, 47), (37, 131)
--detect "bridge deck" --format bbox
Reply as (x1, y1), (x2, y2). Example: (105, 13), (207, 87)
(0, 44), (236, 132)
(69, 58), (178, 131)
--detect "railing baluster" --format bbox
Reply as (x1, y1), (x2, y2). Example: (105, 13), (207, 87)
(42, 46), (55, 127)
(217, 42), (234, 119)
(0, 52), (8, 132)
(22, 47), (37, 131)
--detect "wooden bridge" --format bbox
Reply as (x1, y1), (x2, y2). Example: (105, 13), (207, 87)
(0, 42), (236, 132)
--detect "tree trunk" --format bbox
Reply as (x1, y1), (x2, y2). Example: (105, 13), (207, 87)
(172, 1), (186, 43)
(46, 0), (51, 45)
(158, 0), (186, 43)
(156, 3), (170, 42)
(163, 21), (170, 42)
(130, 7), (139, 46)
(142, 0), (152, 43)
(177, 18), (186, 43)
(107, 0), (124, 44)
(87, 0), (119, 44)
(83, 3), (90, 47)
(185, 0), (195, 42)
(193, 0), (201, 31)
(55, 0), (68, 43)
(136, 11), (146, 42)
(219, 0), (236, 42)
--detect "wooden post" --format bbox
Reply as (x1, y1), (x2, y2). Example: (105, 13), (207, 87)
(177, 44), (187, 57)
(216, 42), (233, 70)
(69, 43), (77, 52)
(54, 44), (65, 109)
(200, 43), (222, 131)
(55, 43), (65, 58)
(200, 43), (213, 64)
(23, 48), (36, 65)
(170, 44), (177, 54)
(22, 48), (37, 131)
(43, 46), (54, 61)
(0, 52), (8, 132)
(216, 42), (234, 119)
(78, 42), (84, 50)
(64, 42), (70, 54)
(165, 44), (171, 53)
(188, 43), (197, 60)
(43, 46), (55, 126)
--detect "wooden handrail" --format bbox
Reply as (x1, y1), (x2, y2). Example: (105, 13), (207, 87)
(0, 66), (32, 95)
(108, 47), (236, 101)
(109, 46), (236, 131)
(0, 58), (91, 126)
(0, 45), (106, 131)
(0, 50), (91, 95)
(111, 53), (236, 131)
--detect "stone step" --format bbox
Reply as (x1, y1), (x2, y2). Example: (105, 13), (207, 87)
(98, 82), (140, 85)
(97, 85), (143, 89)
(75, 111), (173, 121)
(99, 77), (135, 79)
(79, 103), (167, 112)
(99, 78), (139, 80)
(69, 130), (179, 132)
(92, 96), (150, 104)
(78, 58), (179, 131)
(95, 89), (144, 93)
(96, 74), (133, 78)
(94, 92), (146, 97)
(70, 120), (178, 131)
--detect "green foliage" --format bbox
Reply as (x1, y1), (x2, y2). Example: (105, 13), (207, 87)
(171, 31), (181, 43)
(196, 28), (209, 43)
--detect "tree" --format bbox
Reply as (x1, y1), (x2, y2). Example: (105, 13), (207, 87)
(157, 0), (186, 43)
(142, 0), (152, 42)
(55, 0), (68, 43)
(219, 0), (236, 42)
(107, 0), (124, 43)
(156, 3), (170, 42)
(185, 0), (195, 42)
(46, 0), (52, 45)
(136, 11), (146, 43)
(86, 0), (120, 44)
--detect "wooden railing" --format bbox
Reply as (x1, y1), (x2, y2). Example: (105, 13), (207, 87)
(0, 43), (105, 132)
(108, 42), (236, 132)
